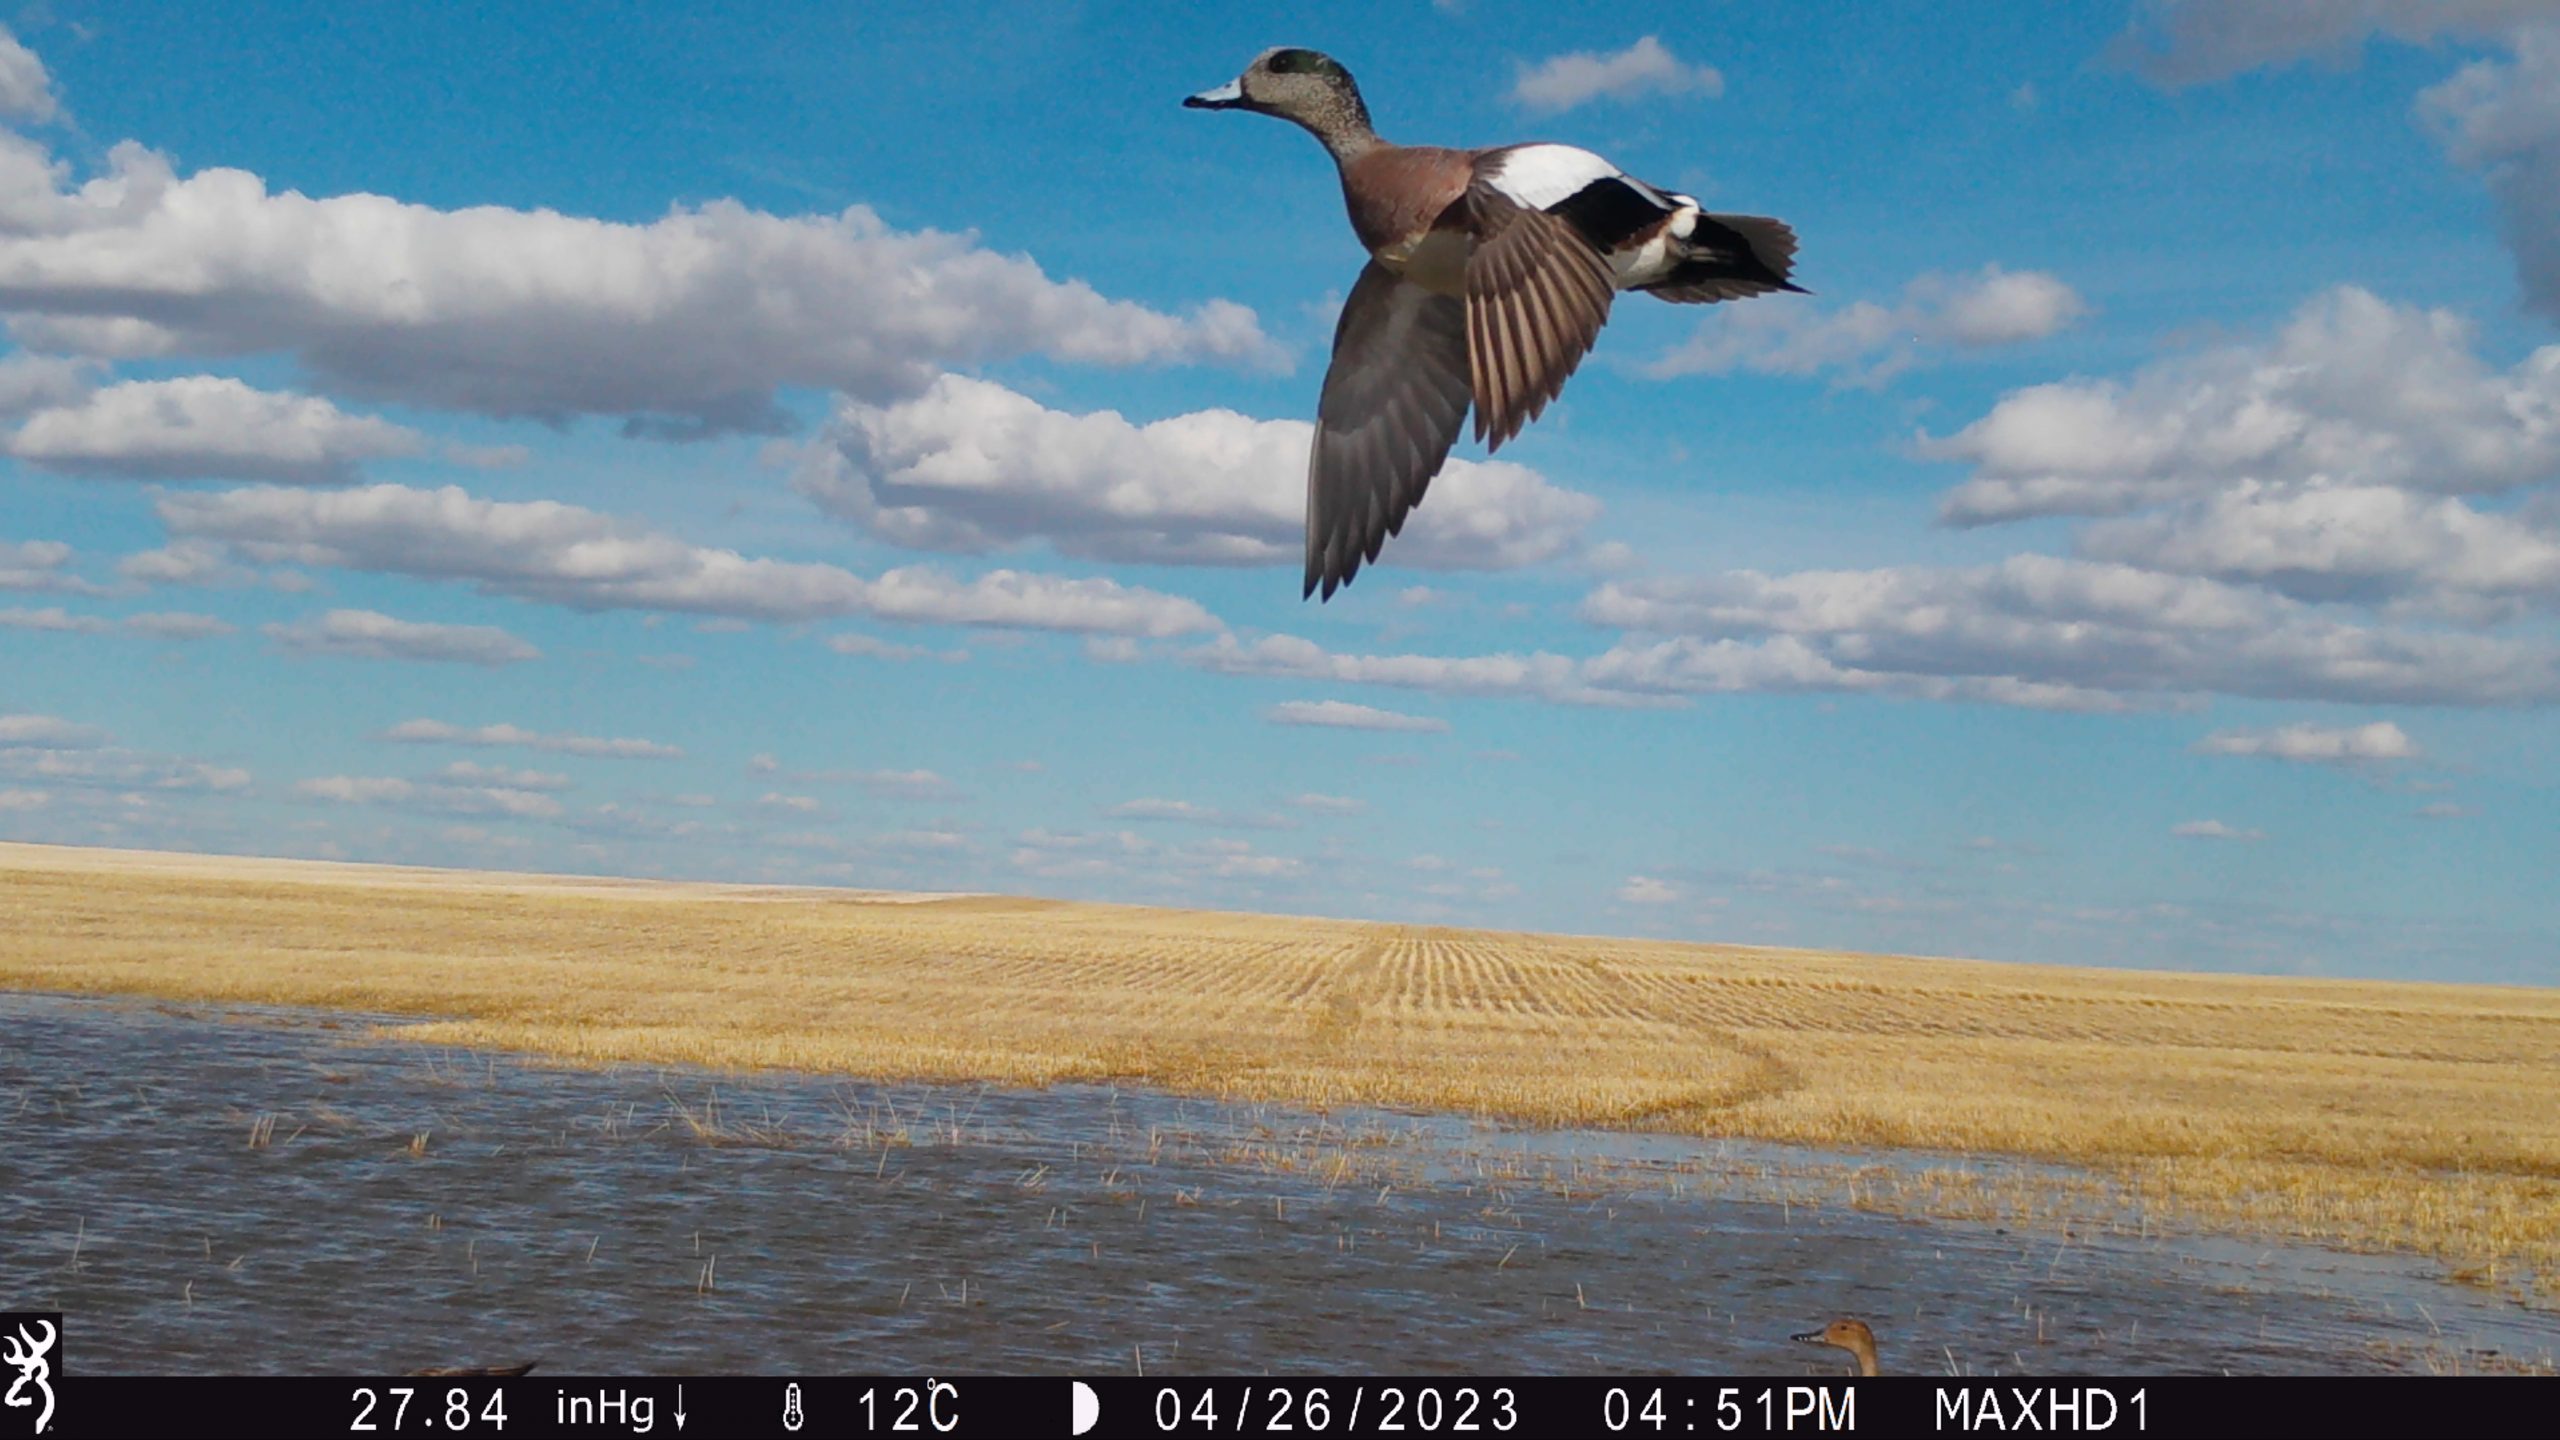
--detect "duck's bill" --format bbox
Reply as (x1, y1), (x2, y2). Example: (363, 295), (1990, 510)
(1184, 80), (1245, 109)
(1789, 1330), (1827, 1344)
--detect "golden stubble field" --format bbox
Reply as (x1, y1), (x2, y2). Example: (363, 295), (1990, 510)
(6, 841), (2557, 1301)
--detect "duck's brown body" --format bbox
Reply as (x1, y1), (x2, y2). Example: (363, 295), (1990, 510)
(1340, 146), (1473, 291)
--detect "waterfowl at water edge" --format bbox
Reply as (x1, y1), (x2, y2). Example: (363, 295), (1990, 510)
(1793, 1317), (1881, 1376)
(1187, 46), (1804, 599)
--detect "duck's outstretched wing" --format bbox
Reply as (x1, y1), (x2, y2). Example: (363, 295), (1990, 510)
(1462, 179), (1616, 451)
(1305, 258), (1472, 600)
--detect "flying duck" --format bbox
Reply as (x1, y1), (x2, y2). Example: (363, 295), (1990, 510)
(1187, 46), (1803, 599)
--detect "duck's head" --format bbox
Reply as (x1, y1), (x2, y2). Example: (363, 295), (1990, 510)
(1792, 1317), (1879, 1373)
(1186, 47), (1372, 141)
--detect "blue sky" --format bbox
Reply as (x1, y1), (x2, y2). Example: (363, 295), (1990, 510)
(3, 2), (2555, 983)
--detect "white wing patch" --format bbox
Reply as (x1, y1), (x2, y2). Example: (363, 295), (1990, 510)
(1482, 144), (1622, 209)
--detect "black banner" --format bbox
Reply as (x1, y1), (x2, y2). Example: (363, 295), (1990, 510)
(25, 1375), (2547, 1440)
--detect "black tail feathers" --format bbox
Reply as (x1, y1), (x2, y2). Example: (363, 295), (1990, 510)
(1642, 212), (1807, 302)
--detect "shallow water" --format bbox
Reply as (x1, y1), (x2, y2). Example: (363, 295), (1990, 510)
(2, 992), (2550, 1376)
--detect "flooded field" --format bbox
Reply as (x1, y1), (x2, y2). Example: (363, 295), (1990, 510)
(3, 992), (2551, 1376)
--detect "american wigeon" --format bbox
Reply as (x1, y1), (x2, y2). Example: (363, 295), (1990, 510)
(1187, 46), (1804, 599)
(1793, 1317), (1881, 1376)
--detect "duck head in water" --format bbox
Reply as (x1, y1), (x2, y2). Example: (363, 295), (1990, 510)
(1792, 1317), (1879, 1376)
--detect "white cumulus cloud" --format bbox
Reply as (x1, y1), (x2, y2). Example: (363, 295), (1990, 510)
(2420, 24), (2560, 323)
(2079, 482), (2560, 613)
(1187, 631), (1666, 708)
(802, 374), (1598, 574)
(0, 604), (105, 632)
(1, 729), (249, 791)
(1581, 555), (2560, 708)
(0, 537), (97, 593)
(435, 760), (571, 790)
(1927, 287), (2560, 525)
(380, 719), (682, 759)
(1265, 699), (1452, 733)
(0, 131), (1282, 437)
(1105, 798), (1296, 831)
(0, 26), (58, 122)
(2172, 818), (2265, 841)
(157, 481), (1220, 636)
(2194, 721), (2421, 766)
(264, 608), (540, 666)
(1511, 37), (1723, 113)
(297, 773), (564, 820)
(2111, 8), (2560, 326)
(0, 352), (96, 417)
(1287, 792), (1368, 815)
(1617, 875), (1683, 904)
(7, 376), (425, 483)
(0, 713), (106, 747)
(2110, 2), (2557, 88)
(1648, 265), (2086, 384)
(122, 611), (235, 639)
(826, 632), (964, 663)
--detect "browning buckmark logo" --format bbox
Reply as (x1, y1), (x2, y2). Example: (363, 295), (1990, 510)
(1, 1316), (56, 1437)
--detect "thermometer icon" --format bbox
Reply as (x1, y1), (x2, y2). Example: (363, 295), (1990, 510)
(783, 1382), (804, 1432)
